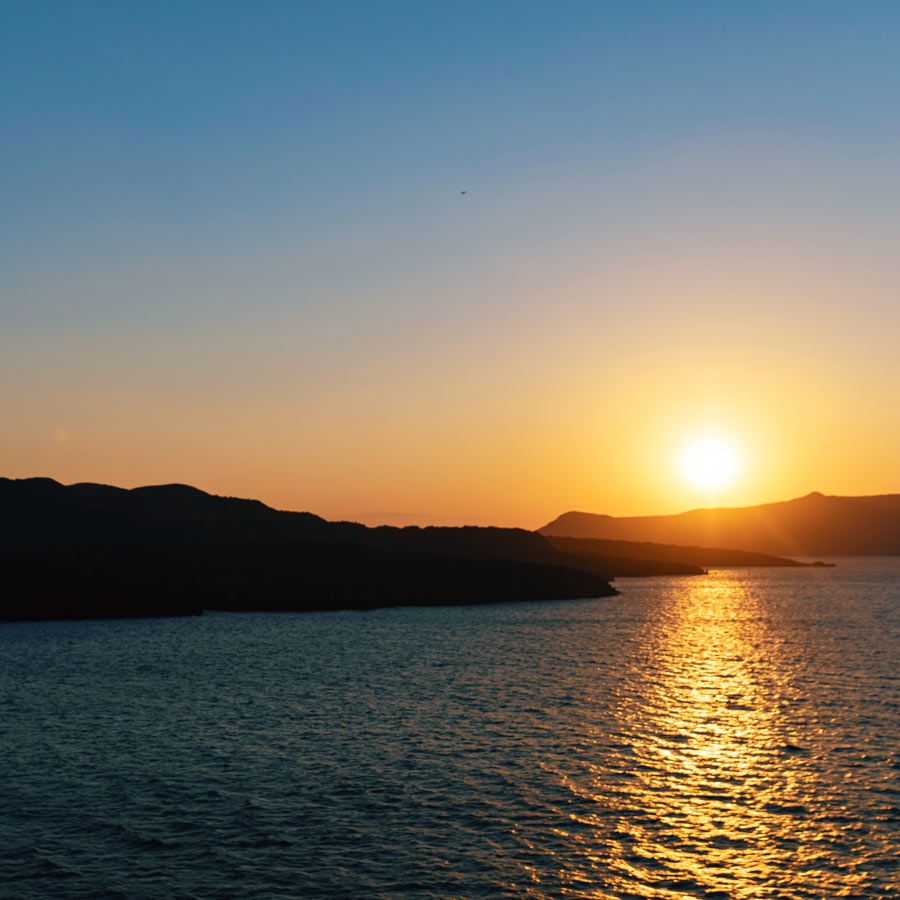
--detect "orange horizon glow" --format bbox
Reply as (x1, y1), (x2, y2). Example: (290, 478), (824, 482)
(6, 326), (899, 528)
(5, 339), (900, 529)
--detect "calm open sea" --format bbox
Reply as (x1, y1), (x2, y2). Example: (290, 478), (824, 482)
(1, 560), (898, 898)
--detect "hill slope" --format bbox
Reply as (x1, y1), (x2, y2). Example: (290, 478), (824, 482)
(541, 492), (900, 556)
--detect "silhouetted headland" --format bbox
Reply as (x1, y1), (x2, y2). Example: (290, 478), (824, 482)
(546, 536), (828, 569)
(4, 477), (637, 621)
(539, 492), (900, 557)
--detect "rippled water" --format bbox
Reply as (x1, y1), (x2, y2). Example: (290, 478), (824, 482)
(2, 560), (898, 898)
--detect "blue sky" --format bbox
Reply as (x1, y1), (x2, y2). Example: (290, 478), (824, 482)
(6, 2), (898, 279)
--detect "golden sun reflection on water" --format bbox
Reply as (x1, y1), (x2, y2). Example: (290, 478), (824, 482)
(559, 572), (878, 899)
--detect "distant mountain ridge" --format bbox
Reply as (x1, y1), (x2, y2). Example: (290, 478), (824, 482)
(540, 492), (900, 556)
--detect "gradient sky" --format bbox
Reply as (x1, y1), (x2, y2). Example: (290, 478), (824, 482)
(4, 2), (900, 525)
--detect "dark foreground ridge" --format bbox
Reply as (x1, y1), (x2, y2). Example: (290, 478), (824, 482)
(540, 491), (900, 557)
(1, 477), (639, 621)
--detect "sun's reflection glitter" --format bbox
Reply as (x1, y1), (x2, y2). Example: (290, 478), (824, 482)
(552, 571), (873, 898)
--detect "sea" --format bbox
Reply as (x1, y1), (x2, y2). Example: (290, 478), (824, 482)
(1, 559), (898, 898)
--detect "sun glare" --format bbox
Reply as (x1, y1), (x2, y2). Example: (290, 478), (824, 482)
(680, 436), (741, 491)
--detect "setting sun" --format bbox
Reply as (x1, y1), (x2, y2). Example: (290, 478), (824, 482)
(680, 436), (741, 491)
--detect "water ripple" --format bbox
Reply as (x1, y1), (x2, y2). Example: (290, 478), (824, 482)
(1, 560), (898, 897)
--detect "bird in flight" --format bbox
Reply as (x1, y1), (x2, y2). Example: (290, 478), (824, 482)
(460, 190), (467, 194)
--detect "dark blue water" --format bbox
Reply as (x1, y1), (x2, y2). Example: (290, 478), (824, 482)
(2, 560), (898, 898)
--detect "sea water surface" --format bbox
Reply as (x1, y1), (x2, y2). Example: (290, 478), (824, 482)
(1, 560), (898, 898)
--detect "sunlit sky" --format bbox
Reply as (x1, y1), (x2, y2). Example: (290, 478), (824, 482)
(4, 2), (900, 525)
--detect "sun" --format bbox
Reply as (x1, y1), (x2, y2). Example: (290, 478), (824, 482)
(679, 436), (741, 491)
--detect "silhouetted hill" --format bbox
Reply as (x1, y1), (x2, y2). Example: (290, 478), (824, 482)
(546, 536), (825, 569)
(1, 477), (628, 621)
(541, 492), (900, 556)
